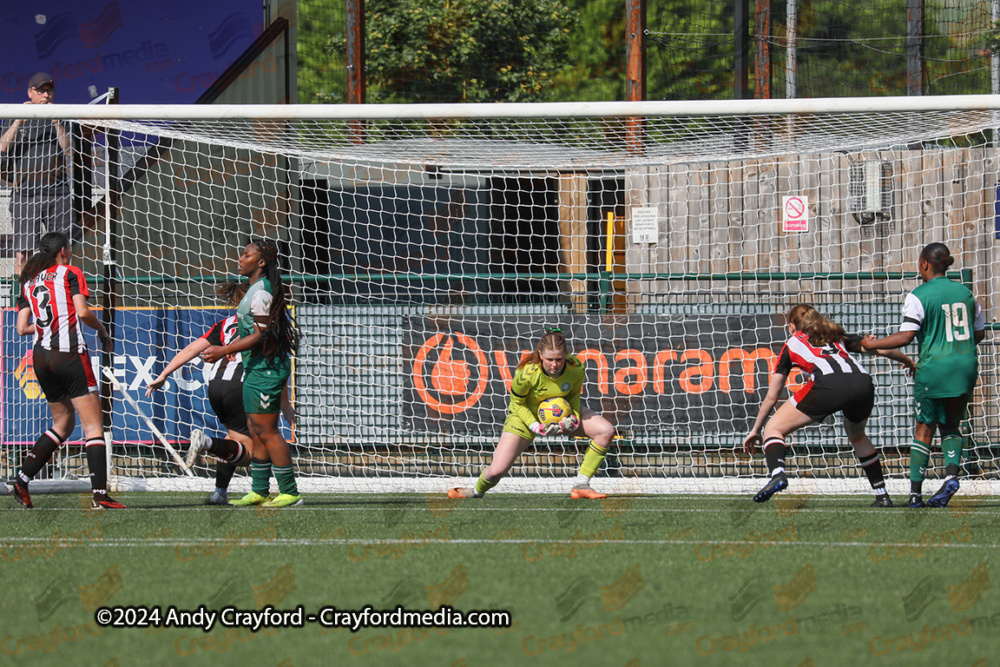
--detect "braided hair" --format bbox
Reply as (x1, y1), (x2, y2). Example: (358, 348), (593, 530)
(251, 238), (298, 360)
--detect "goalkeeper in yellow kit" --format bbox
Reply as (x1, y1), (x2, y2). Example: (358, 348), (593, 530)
(449, 329), (615, 500)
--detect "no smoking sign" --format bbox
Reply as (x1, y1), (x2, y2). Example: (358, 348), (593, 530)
(782, 195), (809, 232)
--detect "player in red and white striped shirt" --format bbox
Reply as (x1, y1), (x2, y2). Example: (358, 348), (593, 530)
(10, 231), (125, 509)
(744, 304), (914, 506)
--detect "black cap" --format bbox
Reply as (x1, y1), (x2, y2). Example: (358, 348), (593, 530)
(27, 72), (54, 90)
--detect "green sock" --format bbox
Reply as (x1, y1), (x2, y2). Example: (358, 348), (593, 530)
(250, 459), (272, 495)
(579, 442), (608, 478)
(910, 440), (930, 494)
(942, 433), (963, 470)
(273, 464), (298, 495)
(474, 473), (498, 496)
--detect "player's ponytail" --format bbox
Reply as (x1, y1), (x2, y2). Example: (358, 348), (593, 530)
(252, 238), (299, 360)
(919, 242), (954, 275)
(20, 231), (69, 286)
(517, 329), (568, 371)
(215, 281), (247, 306)
(786, 304), (846, 347)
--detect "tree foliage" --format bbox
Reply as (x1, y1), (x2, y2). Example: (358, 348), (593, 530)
(298, 0), (994, 105)
(297, 0), (348, 103)
(335, 0), (582, 103)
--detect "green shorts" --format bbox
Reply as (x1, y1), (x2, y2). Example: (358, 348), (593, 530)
(243, 367), (289, 415)
(502, 413), (535, 443)
(914, 393), (971, 427)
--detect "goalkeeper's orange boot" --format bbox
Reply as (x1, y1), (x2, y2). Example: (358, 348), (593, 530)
(447, 487), (482, 499)
(570, 484), (607, 500)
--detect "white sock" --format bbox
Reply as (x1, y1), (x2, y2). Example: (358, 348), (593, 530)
(574, 473), (591, 486)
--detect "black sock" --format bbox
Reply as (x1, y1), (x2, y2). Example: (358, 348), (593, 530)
(910, 480), (923, 495)
(86, 439), (108, 494)
(215, 462), (237, 490)
(857, 451), (887, 495)
(18, 429), (65, 482)
(207, 437), (242, 462)
(945, 464), (960, 479)
(763, 438), (787, 476)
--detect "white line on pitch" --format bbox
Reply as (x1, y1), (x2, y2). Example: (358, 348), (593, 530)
(1, 537), (996, 549)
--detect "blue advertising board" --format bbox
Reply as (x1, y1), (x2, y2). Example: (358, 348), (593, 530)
(0, 0), (262, 104)
(1, 307), (291, 445)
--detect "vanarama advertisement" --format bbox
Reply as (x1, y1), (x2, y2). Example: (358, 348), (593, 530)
(403, 315), (793, 434)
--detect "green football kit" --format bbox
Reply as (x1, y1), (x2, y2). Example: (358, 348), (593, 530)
(900, 276), (983, 424)
(237, 277), (290, 414)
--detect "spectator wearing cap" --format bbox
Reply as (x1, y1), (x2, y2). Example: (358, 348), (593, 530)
(0, 72), (73, 274)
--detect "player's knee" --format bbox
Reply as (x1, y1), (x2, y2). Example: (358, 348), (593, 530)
(484, 462), (513, 481)
(843, 417), (868, 441)
(588, 419), (614, 445)
(762, 425), (785, 441)
(53, 414), (76, 435)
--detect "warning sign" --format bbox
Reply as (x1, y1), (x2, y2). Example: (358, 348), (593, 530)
(782, 196), (809, 232)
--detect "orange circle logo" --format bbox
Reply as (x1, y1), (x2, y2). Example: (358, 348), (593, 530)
(413, 332), (488, 415)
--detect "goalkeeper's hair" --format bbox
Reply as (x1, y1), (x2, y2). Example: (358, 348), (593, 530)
(787, 304), (846, 347)
(517, 329), (568, 371)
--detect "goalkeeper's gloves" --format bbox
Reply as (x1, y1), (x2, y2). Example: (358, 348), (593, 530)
(558, 413), (580, 433)
(530, 421), (561, 437)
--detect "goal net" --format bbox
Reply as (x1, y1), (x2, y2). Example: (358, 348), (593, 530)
(2, 97), (998, 495)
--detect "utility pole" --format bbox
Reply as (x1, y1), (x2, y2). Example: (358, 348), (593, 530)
(346, 0), (366, 142)
(754, 0), (771, 99)
(735, 0), (750, 99)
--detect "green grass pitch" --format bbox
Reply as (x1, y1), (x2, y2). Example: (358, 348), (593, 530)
(1, 491), (997, 666)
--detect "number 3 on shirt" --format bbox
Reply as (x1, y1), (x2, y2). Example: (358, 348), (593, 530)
(31, 283), (54, 328)
(941, 302), (970, 342)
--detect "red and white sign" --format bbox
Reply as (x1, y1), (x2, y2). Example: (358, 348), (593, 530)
(782, 196), (809, 232)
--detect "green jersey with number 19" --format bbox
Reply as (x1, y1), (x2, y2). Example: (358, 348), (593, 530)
(900, 276), (983, 398)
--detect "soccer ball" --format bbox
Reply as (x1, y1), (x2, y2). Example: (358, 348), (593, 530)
(537, 397), (573, 425)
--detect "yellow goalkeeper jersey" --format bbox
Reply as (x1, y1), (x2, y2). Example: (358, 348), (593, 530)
(509, 355), (585, 426)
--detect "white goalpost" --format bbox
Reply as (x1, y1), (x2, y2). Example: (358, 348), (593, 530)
(2, 96), (999, 495)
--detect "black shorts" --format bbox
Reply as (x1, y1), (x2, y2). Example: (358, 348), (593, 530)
(33, 347), (97, 402)
(791, 373), (875, 424)
(208, 376), (250, 436)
